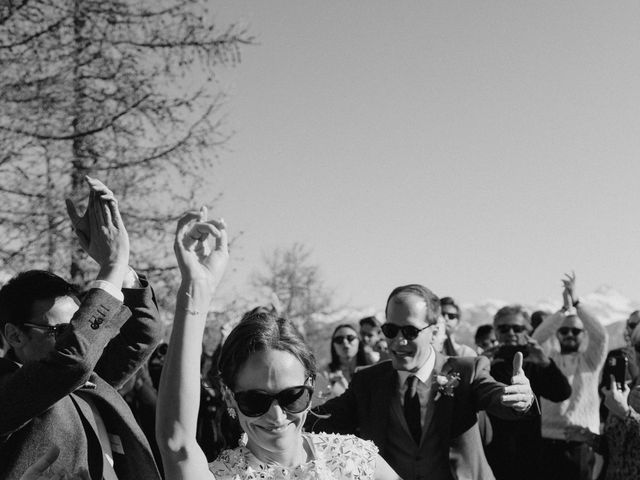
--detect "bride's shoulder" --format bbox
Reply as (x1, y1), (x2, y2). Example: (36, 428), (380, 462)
(307, 432), (378, 459)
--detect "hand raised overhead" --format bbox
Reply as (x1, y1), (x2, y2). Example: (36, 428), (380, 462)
(65, 176), (129, 270)
(501, 352), (535, 412)
(174, 206), (228, 294)
(562, 271), (577, 303)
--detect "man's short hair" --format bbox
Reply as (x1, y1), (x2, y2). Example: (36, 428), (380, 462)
(0, 270), (79, 334)
(385, 284), (440, 326)
(359, 316), (380, 329)
(530, 310), (549, 331)
(475, 324), (494, 343)
(493, 305), (531, 325)
(440, 296), (460, 315)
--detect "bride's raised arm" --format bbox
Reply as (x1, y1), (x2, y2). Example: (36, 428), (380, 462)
(156, 209), (228, 480)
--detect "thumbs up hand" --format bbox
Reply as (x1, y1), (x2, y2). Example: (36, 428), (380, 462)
(500, 352), (535, 412)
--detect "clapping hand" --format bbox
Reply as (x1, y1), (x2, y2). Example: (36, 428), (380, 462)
(65, 176), (129, 282)
(174, 207), (228, 295)
(501, 352), (535, 412)
(601, 374), (631, 419)
(20, 446), (89, 480)
(562, 271), (576, 305)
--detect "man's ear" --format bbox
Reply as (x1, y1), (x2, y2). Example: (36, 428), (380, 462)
(4, 323), (26, 348)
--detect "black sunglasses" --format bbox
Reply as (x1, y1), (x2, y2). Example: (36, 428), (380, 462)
(381, 323), (430, 341)
(333, 334), (357, 344)
(558, 327), (583, 336)
(22, 323), (70, 338)
(496, 324), (527, 334)
(442, 312), (459, 321)
(233, 385), (314, 417)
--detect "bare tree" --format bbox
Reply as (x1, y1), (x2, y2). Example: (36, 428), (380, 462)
(0, 0), (252, 308)
(252, 243), (337, 337)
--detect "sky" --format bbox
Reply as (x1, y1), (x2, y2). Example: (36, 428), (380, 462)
(205, 1), (640, 311)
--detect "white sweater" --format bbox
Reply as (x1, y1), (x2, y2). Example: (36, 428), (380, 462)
(532, 305), (608, 439)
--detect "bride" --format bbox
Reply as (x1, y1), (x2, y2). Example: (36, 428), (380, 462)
(155, 209), (401, 480)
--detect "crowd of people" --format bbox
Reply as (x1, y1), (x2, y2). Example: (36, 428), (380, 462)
(0, 178), (639, 480)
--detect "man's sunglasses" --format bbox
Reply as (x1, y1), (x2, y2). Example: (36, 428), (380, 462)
(332, 334), (357, 344)
(233, 385), (314, 417)
(496, 324), (527, 334)
(557, 327), (583, 336)
(381, 323), (430, 341)
(442, 312), (459, 321)
(22, 323), (69, 338)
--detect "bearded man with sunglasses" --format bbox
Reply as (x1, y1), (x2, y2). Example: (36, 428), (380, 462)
(0, 178), (162, 480)
(532, 273), (608, 480)
(308, 283), (536, 480)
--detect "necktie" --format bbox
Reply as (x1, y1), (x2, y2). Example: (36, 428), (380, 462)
(404, 375), (422, 443)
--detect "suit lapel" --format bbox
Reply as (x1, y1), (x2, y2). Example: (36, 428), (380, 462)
(369, 365), (397, 447)
(420, 352), (451, 444)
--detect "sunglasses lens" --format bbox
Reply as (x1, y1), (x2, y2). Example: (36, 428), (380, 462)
(497, 324), (525, 334)
(333, 335), (357, 344)
(235, 391), (272, 417)
(278, 386), (312, 413)
(381, 324), (399, 338)
(401, 326), (420, 340)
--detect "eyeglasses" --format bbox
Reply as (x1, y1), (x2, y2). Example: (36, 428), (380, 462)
(496, 324), (527, 334)
(22, 323), (69, 338)
(381, 323), (430, 341)
(333, 334), (357, 344)
(558, 327), (583, 336)
(233, 385), (314, 417)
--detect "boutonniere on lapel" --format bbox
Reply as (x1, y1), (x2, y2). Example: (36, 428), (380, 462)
(434, 372), (461, 401)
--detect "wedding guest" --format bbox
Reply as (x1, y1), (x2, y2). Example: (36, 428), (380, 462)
(321, 324), (368, 398)
(440, 296), (477, 357)
(156, 210), (400, 480)
(359, 316), (389, 364)
(309, 284), (536, 480)
(533, 272), (608, 480)
(566, 324), (640, 480)
(475, 325), (497, 355)
(0, 177), (162, 480)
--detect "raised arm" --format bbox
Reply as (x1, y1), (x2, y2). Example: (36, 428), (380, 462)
(1, 177), (131, 437)
(575, 305), (608, 371)
(532, 274), (573, 345)
(156, 209), (228, 480)
(68, 178), (163, 387)
(563, 272), (608, 371)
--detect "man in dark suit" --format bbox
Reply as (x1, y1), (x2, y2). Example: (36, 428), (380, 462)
(308, 284), (535, 480)
(0, 177), (162, 480)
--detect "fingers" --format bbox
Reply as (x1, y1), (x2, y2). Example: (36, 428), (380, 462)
(610, 374), (617, 391)
(512, 351), (524, 376)
(23, 444), (60, 475)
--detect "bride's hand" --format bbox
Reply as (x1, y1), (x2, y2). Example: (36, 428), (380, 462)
(174, 207), (228, 292)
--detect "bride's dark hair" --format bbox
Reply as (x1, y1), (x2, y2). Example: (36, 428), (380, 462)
(218, 309), (317, 391)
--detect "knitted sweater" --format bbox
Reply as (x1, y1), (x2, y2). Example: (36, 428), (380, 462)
(532, 305), (608, 439)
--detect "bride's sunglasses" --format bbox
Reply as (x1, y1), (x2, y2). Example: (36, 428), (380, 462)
(233, 385), (314, 417)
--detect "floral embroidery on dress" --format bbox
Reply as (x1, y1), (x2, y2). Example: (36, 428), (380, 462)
(209, 433), (377, 480)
